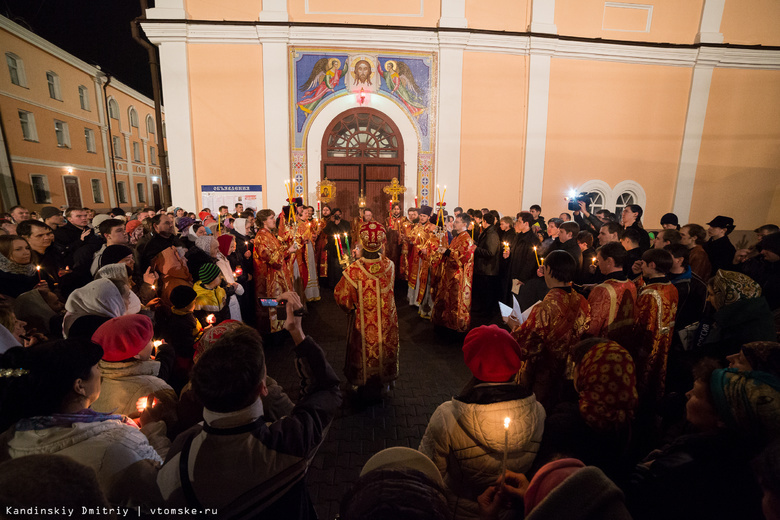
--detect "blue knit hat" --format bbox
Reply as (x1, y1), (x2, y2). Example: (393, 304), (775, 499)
(199, 263), (221, 284)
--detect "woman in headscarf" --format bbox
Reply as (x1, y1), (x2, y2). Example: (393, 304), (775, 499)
(62, 278), (127, 338)
(0, 339), (164, 506)
(13, 287), (64, 337)
(727, 341), (780, 377)
(185, 235), (217, 284)
(0, 235), (42, 298)
(95, 264), (143, 315)
(701, 270), (775, 360)
(229, 217), (256, 324)
(215, 234), (243, 320)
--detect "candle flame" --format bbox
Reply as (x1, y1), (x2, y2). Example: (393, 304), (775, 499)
(36, 265), (41, 271)
(153, 340), (163, 348)
(504, 417), (511, 429)
(206, 314), (216, 324)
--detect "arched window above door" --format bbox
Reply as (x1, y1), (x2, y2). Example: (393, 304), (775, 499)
(326, 112), (399, 159)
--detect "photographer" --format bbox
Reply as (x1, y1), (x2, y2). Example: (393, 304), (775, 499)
(572, 197), (602, 238)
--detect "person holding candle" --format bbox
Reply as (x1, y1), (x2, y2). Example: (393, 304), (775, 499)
(0, 235), (44, 299)
(410, 205), (438, 311)
(322, 208), (351, 288)
(401, 207), (420, 285)
(254, 209), (296, 335)
(385, 203), (407, 281)
(215, 235), (245, 321)
(502, 212), (541, 305)
(431, 213), (476, 332)
(314, 204), (333, 281)
(586, 242), (637, 348)
(193, 263), (231, 327)
(16, 220), (62, 291)
(334, 221), (399, 398)
(159, 285), (205, 393)
(295, 205), (321, 302)
(419, 325), (545, 520)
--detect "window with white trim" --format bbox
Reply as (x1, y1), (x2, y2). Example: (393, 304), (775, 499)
(146, 115), (155, 136)
(129, 107), (139, 128)
(78, 85), (90, 111)
(54, 120), (70, 148)
(136, 182), (145, 203)
(84, 128), (96, 153)
(91, 179), (104, 203)
(586, 191), (606, 214)
(150, 146), (156, 165)
(30, 175), (51, 203)
(117, 181), (128, 203)
(6, 53), (26, 87)
(112, 135), (122, 158)
(133, 142), (141, 162)
(18, 110), (38, 141)
(46, 72), (62, 100)
(108, 98), (120, 121)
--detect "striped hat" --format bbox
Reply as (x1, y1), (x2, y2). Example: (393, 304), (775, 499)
(199, 263), (221, 284)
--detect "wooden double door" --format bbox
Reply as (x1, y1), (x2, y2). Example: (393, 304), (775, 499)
(321, 108), (405, 223)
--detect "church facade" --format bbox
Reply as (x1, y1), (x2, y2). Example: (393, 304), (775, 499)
(142, 0), (780, 229)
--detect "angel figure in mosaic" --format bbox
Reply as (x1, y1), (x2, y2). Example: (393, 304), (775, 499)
(381, 60), (426, 117)
(298, 58), (346, 116)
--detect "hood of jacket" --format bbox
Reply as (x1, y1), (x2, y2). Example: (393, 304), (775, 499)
(450, 393), (543, 453)
(98, 359), (160, 378)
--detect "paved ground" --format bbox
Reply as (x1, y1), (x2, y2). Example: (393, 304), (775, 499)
(263, 283), (472, 520)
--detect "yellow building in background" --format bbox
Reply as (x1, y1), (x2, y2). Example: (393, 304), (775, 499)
(0, 16), (166, 214)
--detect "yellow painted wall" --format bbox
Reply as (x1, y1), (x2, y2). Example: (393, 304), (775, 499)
(554, 0), (703, 44)
(543, 58), (690, 226)
(689, 68), (780, 229)
(459, 52), (527, 215)
(720, 0), (780, 46)
(466, 0), (529, 32)
(186, 0), (263, 20)
(289, 0), (440, 27)
(187, 44), (267, 198)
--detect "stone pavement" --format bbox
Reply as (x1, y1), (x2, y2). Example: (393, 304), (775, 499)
(263, 284), (472, 520)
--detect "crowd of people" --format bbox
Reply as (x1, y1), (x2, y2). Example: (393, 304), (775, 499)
(0, 196), (778, 520)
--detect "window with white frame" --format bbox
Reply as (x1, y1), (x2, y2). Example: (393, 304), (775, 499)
(18, 110), (38, 141)
(112, 135), (122, 158)
(54, 120), (70, 148)
(90, 179), (103, 203)
(30, 175), (51, 203)
(129, 107), (139, 128)
(586, 192), (606, 214)
(6, 53), (26, 87)
(150, 146), (156, 165)
(108, 98), (120, 121)
(78, 85), (90, 111)
(117, 181), (128, 203)
(133, 142), (141, 162)
(84, 128), (96, 153)
(615, 192), (636, 217)
(46, 72), (62, 100)
(136, 182), (145, 202)
(146, 115), (155, 136)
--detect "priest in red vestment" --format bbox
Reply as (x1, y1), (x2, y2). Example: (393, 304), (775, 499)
(635, 248), (679, 402)
(431, 213), (476, 332)
(587, 242), (637, 348)
(412, 206), (439, 315)
(511, 250), (591, 409)
(253, 209), (297, 334)
(385, 202), (406, 280)
(400, 207), (419, 282)
(334, 221), (399, 392)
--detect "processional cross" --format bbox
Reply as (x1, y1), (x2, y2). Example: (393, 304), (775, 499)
(382, 177), (407, 203)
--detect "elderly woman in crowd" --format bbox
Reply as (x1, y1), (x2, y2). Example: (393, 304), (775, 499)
(63, 278), (128, 339)
(215, 234), (244, 320)
(0, 339), (164, 505)
(185, 235), (218, 284)
(13, 287), (64, 338)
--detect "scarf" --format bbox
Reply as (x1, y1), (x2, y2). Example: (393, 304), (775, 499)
(0, 252), (36, 276)
(63, 279), (126, 337)
(710, 270), (762, 309)
(15, 408), (134, 431)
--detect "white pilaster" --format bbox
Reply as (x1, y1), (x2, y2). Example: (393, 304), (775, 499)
(439, 0), (468, 29)
(696, 0), (725, 44)
(672, 48), (723, 223)
(259, 0), (289, 22)
(260, 26), (291, 211)
(529, 0), (558, 34)
(437, 32), (468, 210)
(156, 39), (198, 211)
(521, 38), (555, 210)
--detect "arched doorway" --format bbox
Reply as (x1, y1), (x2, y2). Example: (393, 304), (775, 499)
(321, 108), (404, 223)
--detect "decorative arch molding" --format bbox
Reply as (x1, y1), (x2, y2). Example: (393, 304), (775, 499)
(576, 179), (647, 212)
(304, 93), (419, 206)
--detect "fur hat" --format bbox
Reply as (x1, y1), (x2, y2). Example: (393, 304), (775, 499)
(92, 314), (154, 362)
(462, 325), (523, 382)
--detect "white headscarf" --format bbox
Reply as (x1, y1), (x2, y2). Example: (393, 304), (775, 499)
(233, 218), (248, 237)
(95, 264), (142, 315)
(62, 279), (126, 338)
(0, 324), (20, 354)
(195, 236), (217, 257)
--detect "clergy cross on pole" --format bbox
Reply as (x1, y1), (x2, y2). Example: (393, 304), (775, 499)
(383, 178), (407, 203)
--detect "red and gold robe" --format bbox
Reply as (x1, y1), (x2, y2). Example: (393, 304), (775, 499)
(399, 218), (415, 281)
(253, 228), (294, 334)
(512, 287), (591, 408)
(587, 276), (637, 348)
(414, 222), (440, 312)
(406, 222), (423, 301)
(431, 231), (475, 332)
(334, 256), (399, 386)
(385, 215), (406, 278)
(314, 216), (331, 278)
(635, 279), (678, 401)
(296, 219), (321, 301)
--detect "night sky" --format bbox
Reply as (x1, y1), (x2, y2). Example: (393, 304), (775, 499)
(2, 0), (154, 98)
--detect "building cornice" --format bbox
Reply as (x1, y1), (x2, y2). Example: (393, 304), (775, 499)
(141, 19), (780, 70)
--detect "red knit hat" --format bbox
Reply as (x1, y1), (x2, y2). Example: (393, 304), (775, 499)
(217, 234), (235, 257)
(125, 219), (142, 234)
(92, 314), (154, 362)
(462, 325), (523, 382)
(359, 221), (387, 252)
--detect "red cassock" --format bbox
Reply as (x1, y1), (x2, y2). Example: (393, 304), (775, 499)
(334, 256), (399, 386)
(253, 228), (294, 334)
(635, 280), (678, 401)
(512, 287), (591, 408)
(587, 277), (638, 349)
(431, 231), (475, 332)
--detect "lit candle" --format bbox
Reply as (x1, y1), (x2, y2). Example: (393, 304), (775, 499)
(500, 417), (511, 485)
(235, 266), (243, 276)
(334, 235), (344, 262)
(245, 241), (249, 246)
(36, 265), (41, 281)
(414, 195), (418, 207)
(150, 284), (156, 291)
(533, 246), (540, 267)
(206, 314), (216, 325)
(591, 256), (596, 266)
(152, 340), (162, 357)
(343, 232), (351, 257)
(503, 241), (510, 253)
(540, 257), (544, 266)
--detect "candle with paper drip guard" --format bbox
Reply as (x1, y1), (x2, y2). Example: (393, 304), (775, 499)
(502, 241), (510, 254)
(499, 417), (511, 485)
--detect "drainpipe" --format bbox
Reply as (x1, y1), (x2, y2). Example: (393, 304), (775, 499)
(100, 72), (119, 206)
(131, 0), (170, 207)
